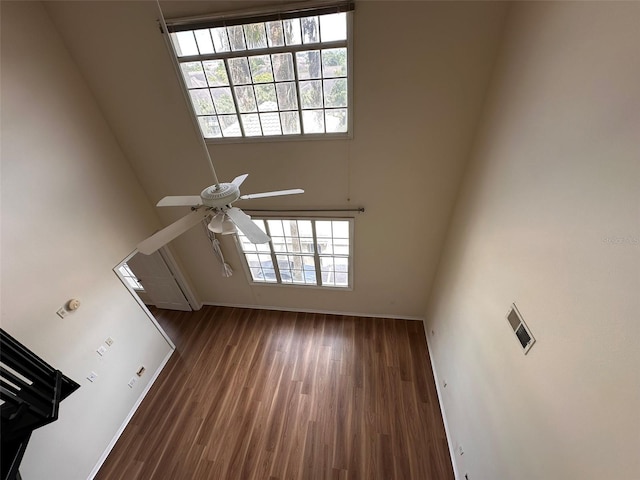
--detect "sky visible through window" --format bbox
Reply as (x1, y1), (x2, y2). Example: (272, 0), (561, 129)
(170, 13), (349, 139)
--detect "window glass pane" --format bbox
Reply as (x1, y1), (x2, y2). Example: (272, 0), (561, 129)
(228, 57), (252, 85)
(276, 82), (298, 110)
(333, 240), (349, 255)
(227, 25), (246, 51)
(243, 23), (267, 49)
(260, 113), (282, 136)
(241, 114), (262, 136)
(254, 84), (277, 111)
(300, 81), (323, 109)
(203, 60), (229, 87)
(280, 112), (301, 134)
(297, 220), (313, 237)
(211, 27), (230, 52)
(271, 237), (286, 252)
(323, 79), (347, 107)
(319, 13), (347, 42)
(321, 48), (347, 78)
(249, 55), (274, 83)
(172, 31), (198, 56)
(180, 62), (207, 88)
(283, 18), (302, 45)
(316, 220), (332, 238)
(267, 219), (284, 236)
(333, 221), (349, 238)
(266, 21), (285, 47)
(235, 85), (257, 113)
(194, 29), (215, 54)
(302, 110), (324, 133)
(334, 257), (349, 286)
(210, 87), (236, 114)
(189, 89), (215, 115)
(296, 51), (321, 79)
(219, 115), (242, 137)
(272, 53), (294, 81)
(325, 109), (348, 133)
(198, 116), (222, 138)
(301, 16), (319, 44)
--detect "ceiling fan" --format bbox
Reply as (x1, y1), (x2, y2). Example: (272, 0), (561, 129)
(137, 4), (304, 256)
(137, 174), (303, 255)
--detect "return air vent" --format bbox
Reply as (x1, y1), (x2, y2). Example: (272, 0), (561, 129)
(506, 303), (535, 354)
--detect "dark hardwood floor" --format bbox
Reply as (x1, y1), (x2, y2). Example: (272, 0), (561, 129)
(96, 306), (454, 479)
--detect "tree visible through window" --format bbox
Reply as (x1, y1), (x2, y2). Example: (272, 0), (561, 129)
(168, 8), (352, 139)
(236, 218), (352, 287)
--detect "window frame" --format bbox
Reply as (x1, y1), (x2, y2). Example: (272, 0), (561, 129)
(163, 3), (354, 143)
(117, 263), (145, 292)
(233, 216), (354, 290)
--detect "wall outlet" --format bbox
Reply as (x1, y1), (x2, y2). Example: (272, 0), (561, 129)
(128, 377), (137, 388)
(105, 337), (114, 346)
(87, 371), (98, 382)
(458, 445), (464, 456)
(97, 345), (107, 356)
(56, 307), (68, 319)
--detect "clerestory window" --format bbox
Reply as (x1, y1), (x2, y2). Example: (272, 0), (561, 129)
(235, 218), (352, 288)
(165, 2), (354, 141)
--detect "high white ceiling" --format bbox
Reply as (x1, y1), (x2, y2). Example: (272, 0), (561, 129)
(45, 1), (508, 317)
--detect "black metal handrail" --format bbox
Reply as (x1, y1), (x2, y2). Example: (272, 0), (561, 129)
(1, 329), (80, 480)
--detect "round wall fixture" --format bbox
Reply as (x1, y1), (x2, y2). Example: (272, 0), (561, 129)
(67, 299), (81, 311)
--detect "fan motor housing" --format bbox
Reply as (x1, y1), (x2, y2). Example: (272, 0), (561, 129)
(200, 183), (240, 208)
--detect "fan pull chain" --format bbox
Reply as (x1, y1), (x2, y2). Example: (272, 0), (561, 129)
(202, 221), (233, 277)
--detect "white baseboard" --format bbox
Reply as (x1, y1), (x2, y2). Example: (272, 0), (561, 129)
(202, 301), (425, 321)
(422, 320), (460, 480)
(87, 349), (174, 480)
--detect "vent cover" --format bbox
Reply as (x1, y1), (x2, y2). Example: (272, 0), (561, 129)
(506, 303), (535, 354)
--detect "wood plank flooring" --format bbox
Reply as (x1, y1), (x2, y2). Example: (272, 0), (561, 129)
(96, 306), (454, 479)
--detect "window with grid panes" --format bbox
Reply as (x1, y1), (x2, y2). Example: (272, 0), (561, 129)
(166, 3), (353, 140)
(118, 264), (144, 291)
(236, 218), (352, 287)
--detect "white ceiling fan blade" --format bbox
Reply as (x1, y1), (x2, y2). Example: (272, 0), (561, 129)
(231, 173), (249, 187)
(226, 207), (271, 244)
(137, 209), (210, 255)
(239, 189), (304, 200)
(157, 195), (202, 207)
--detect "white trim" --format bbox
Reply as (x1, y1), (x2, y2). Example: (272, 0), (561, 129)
(87, 349), (174, 480)
(202, 301), (425, 321)
(159, 246), (203, 310)
(423, 320), (460, 480)
(113, 252), (176, 349)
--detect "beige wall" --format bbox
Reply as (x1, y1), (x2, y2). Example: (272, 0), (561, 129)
(1, 2), (174, 478)
(425, 2), (640, 479)
(45, 1), (508, 319)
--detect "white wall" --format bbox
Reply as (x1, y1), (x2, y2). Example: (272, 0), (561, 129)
(45, 1), (508, 319)
(1, 2), (174, 478)
(426, 2), (640, 479)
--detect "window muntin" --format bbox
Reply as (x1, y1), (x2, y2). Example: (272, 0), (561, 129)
(236, 218), (351, 287)
(170, 11), (350, 140)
